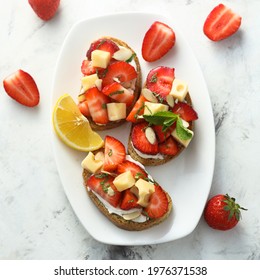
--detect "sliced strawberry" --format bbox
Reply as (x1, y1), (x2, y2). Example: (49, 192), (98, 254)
(85, 87), (110, 124)
(117, 160), (148, 180)
(144, 184), (169, 219)
(126, 95), (147, 123)
(103, 136), (126, 172)
(28, 0), (60, 21)
(142, 21), (176, 62)
(146, 66), (175, 100)
(78, 100), (90, 117)
(87, 173), (121, 207)
(203, 3), (242, 41)
(158, 136), (179, 156)
(3, 69), (40, 107)
(102, 61), (137, 87)
(172, 102), (198, 122)
(102, 82), (134, 106)
(81, 60), (97, 76)
(120, 189), (139, 210)
(131, 122), (159, 155)
(153, 124), (176, 143)
(86, 38), (119, 60)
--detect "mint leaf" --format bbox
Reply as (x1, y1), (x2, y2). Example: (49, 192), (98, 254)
(176, 118), (193, 140)
(143, 111), (178, 126)
(125, 53), (136, 63)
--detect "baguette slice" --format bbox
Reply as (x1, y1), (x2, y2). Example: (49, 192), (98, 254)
(128, 92), (194, 166)
(82, 155), (172, 231)
(81, 36), (142, 131)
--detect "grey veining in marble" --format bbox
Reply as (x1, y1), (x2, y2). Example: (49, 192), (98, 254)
(1, 0), (260, 260)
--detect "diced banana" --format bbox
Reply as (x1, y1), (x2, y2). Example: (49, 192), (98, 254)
(91, 50), (110, 68)
(169, 79), (188, 101)
(141, 88), (158, 103)
(145, 127), (156, 145)
(112, 46), (133, 61)
(107, 103), (126, 121)
(143, 102), (169, 115)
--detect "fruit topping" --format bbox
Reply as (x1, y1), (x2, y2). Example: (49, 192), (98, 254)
(28, 0), (60, 21)
(126, 95), (147, 123)
(142, 21), (176, 62)
(144, 184), (169, 218)
(87, 173), (121, 207)
(86, 38), (119, 60)
(102, 82), (134, 106)
(146, 66), (175, 100)
(172, 102), (198, 122)
(158, 136), (179, 156)
(103, 136), (126, 172)
(101, 61), (137, 87)
(84, 87), (110, 125)
(117, 160), (148, 180)
(131, 122), (159, 155)
(120, 189), (139, 210)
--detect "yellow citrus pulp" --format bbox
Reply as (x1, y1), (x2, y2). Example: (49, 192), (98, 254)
(52, 94), (104, 151)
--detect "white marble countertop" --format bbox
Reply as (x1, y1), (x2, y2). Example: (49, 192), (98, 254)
(1, 0), (259, 260)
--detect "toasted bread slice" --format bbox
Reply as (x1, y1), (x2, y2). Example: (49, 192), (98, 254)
(127, 92), (195, 166)
(82, 158), (172, 231)
(83, 36), (142, 131)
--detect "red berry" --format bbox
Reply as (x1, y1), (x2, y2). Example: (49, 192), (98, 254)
(120, 189), (139, 210)
(28, 0), (60, 21)
(204, 194), (247, 230)
(103, 136), (126, 172)
(142, 21), (176, 62)
(144, 184), (169, 219)
(131, 122), (159, 155)
(172, 102), (198, 122)
(126, 95), (147, 123)
(3, 69), (40, 107)
(158, 136), (179, 156)
(117, 160), (148, 180)
(146, 66), (175, 100)
(203, 3), (242, 41)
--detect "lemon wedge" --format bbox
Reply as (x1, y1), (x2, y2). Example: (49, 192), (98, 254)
(52, 94), (104, 151)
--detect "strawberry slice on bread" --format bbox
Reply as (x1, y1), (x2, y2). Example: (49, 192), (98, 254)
(77, 36), (141, 130)
(82, 137), (172, 231)
(127, 66), (198, 166)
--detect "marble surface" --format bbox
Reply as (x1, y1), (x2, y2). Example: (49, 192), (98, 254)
(0, 0), (259, 260)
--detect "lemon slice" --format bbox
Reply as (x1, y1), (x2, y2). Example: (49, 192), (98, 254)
(52, 94), (104, 151)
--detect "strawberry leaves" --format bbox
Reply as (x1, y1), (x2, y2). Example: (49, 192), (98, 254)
(143, 111), (192, 140)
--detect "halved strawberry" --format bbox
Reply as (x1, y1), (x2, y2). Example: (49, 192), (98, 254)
(203, 3), (242, 41)
(102, 82), (134, 106)
(102, 61), (137, 87)
(172, 102), (198, 122)
(126, 95), (147, 123)
(103, 136), (126, 172)
(87, 173), (121, 207)
(144, 184), (168, 219)
(120, 189), (139, 210)
(85, 87), (110, 124)
(131, 122), (159, 155)
(3, 69), (40, 107)
(158, 136), (179, 156)
(142, 21), (176, 62)
(146, 66), (175, 100)
(86, 38), (119, 60)
(153, 124), (176, 143)
(117, 160), (148, 180)
(81, 60), (97, 76)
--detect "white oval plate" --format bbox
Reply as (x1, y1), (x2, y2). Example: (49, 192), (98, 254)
(51, 12), (215, 245)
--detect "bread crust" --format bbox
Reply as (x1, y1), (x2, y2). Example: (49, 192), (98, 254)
(82, 168), (172, 231)
(127, 92), (195, 166)
(87, 36), (142, 131)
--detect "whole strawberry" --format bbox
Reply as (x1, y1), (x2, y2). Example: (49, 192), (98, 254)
(28, 0), (60, 21)
(204, 194), (247, 230)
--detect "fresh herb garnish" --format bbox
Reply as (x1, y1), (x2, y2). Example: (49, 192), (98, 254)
(125, 53), (136, 63)
(108, 149), (113, 157)
(109, 90), (124, 97)
(150, 73), (157, 83)
(143, 111), (193, 140)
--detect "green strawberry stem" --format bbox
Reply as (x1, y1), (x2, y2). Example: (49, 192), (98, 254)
(223, 194), (247, 221)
